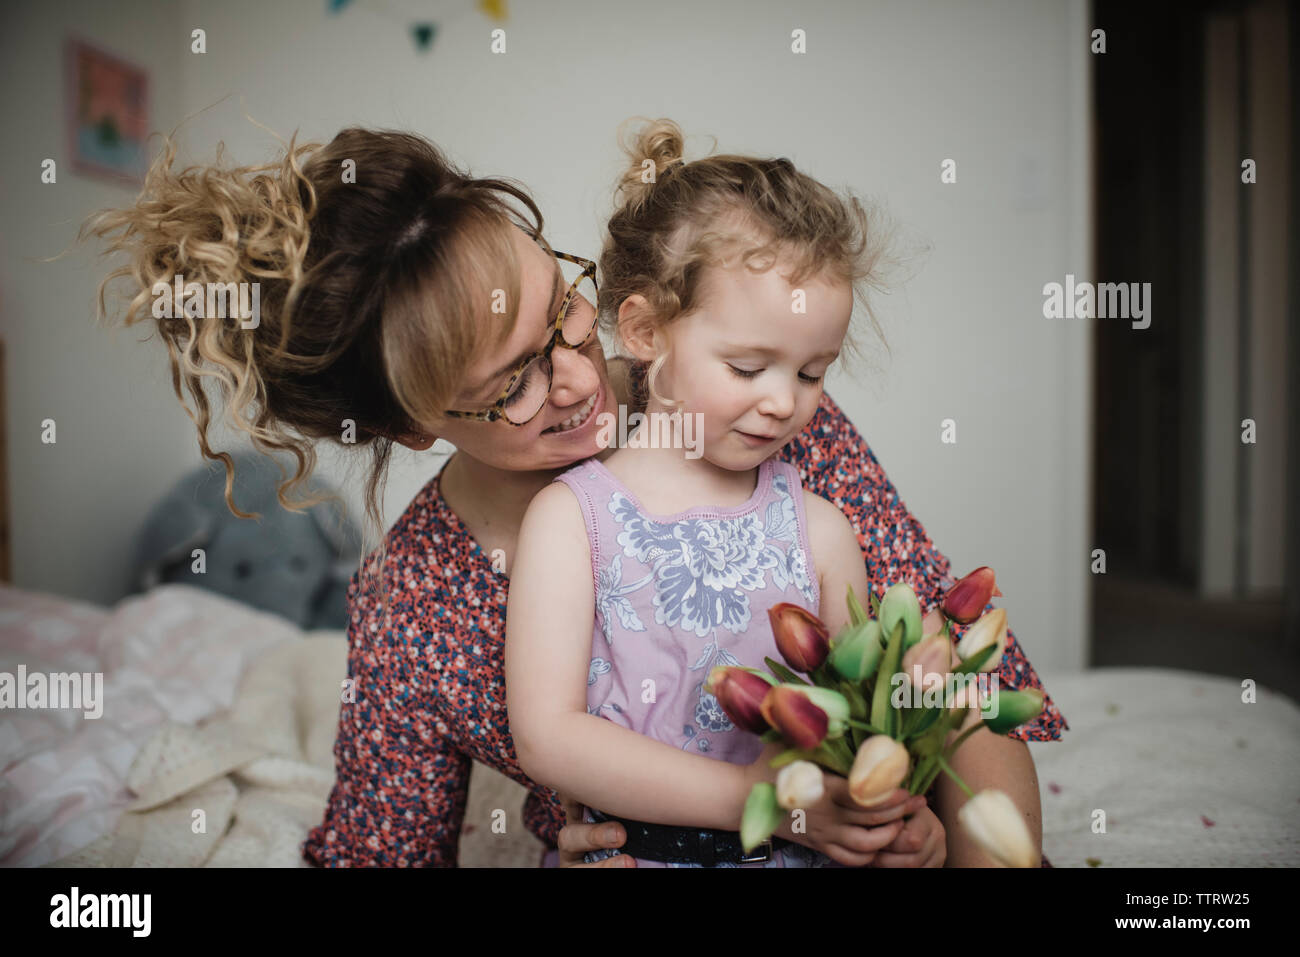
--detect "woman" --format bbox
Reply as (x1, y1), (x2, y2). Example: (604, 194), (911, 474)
(83, 124), (1067, 867)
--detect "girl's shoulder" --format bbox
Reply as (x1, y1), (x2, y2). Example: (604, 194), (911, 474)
(799, 485), (857, 549)
(550, 455), (615, 499)
(529, 462), (603, 530)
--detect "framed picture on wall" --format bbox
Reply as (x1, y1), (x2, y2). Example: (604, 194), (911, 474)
(64, 37), (150, 185)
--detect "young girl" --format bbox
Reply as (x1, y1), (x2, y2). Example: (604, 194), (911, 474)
(506, 120), (946, 867)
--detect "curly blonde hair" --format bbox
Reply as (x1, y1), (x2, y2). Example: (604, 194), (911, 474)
(600, 117), (918, 406)
(79, 122), (551, 597)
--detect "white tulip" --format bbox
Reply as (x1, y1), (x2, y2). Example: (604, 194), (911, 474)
(955, 608), (1008, 672)
(775, 760), (825, 811)
(847, 734), (911, 807)
(957, 789), (1039, 867)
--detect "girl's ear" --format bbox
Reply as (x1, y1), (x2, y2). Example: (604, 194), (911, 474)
(617, 293), (660, 362)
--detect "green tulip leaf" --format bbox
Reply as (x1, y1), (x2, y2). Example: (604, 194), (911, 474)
(904, 705), (944, 740)
(846, 585), (869, 627)
(811, 739), (854, 776)
(956, 644), (997, 676)
(869, 590), (881, 616)
(911, 722), (948, 758)
(870, 622), (905, 739)
(763, 657), (811, 686)
(919, 760), (946, 795)
(768, 748), (807, 769)
(908, 754), (935, 794)
(740, 782), (783, 853)
(836, 680), (869, 719)
(846, 717), (889, 735)
(899, 706), (917, 737)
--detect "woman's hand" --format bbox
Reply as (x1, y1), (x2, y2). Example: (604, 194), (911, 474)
(869, 803), (947, 867)
(555, 792), (637, 867)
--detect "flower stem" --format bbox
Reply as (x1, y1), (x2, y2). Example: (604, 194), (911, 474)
(936, 754), (974, 798)
(944, 719), (984, 758)
(908, 755), (937, 795)
(832, 735), (856, 773)
(810, 739), (853, 777)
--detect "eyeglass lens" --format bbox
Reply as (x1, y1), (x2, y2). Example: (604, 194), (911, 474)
(502, 269), (597, 424)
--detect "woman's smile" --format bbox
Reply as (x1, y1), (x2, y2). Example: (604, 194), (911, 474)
(542, 381), (604, 436)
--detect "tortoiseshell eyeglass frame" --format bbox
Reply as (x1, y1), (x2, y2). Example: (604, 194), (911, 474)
(442, 230), (599, 426)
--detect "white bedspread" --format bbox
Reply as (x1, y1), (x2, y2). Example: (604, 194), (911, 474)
(1027, 668), (1300, 867)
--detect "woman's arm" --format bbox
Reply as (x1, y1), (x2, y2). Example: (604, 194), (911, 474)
(931, 712), (1043, 867)
(304, 652), (472, 867)
(505, 481), (760, 830)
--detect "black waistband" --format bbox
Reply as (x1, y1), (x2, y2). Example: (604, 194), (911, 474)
(587, 809), (793, 866)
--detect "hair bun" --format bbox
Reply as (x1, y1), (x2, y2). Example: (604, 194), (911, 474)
(615, 117), (687, 214)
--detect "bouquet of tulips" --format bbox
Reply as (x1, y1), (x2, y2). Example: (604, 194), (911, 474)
(704, 567), (1045, 867)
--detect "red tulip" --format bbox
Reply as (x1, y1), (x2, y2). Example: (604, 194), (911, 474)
(705, 666), (776, 734)
(769, 603), (831, 673)
(759, 685), (829, 751)
(941, 567), (1003, 625)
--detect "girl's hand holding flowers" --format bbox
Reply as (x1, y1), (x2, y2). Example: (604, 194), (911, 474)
(712, 565), (1045, 867)
(871, 802), (947, 868)
(740, 742), (927, 866)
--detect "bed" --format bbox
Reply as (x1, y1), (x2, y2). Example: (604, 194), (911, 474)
(2, 582), (1297, 868)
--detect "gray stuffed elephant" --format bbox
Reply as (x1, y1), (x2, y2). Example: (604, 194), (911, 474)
(133, 452), (362, 630)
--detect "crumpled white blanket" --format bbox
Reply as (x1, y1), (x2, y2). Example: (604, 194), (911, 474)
(0, 584), (340, 867)
(49, 632), (346, 868)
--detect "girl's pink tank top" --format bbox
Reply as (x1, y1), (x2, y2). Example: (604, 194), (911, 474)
(553, 455), (838, 867)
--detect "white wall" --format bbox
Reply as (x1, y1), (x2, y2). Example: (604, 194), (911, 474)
(3, 0), (1092, 674)
(1, 0), (194, 605)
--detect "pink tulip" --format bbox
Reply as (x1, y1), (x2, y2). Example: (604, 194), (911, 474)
(760, 685), (829, 751)
(705, 666), (775, 734)
(900, 633), (952, 694)
(941, 567), (1003, 625)
(769, 603), (831, 673)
